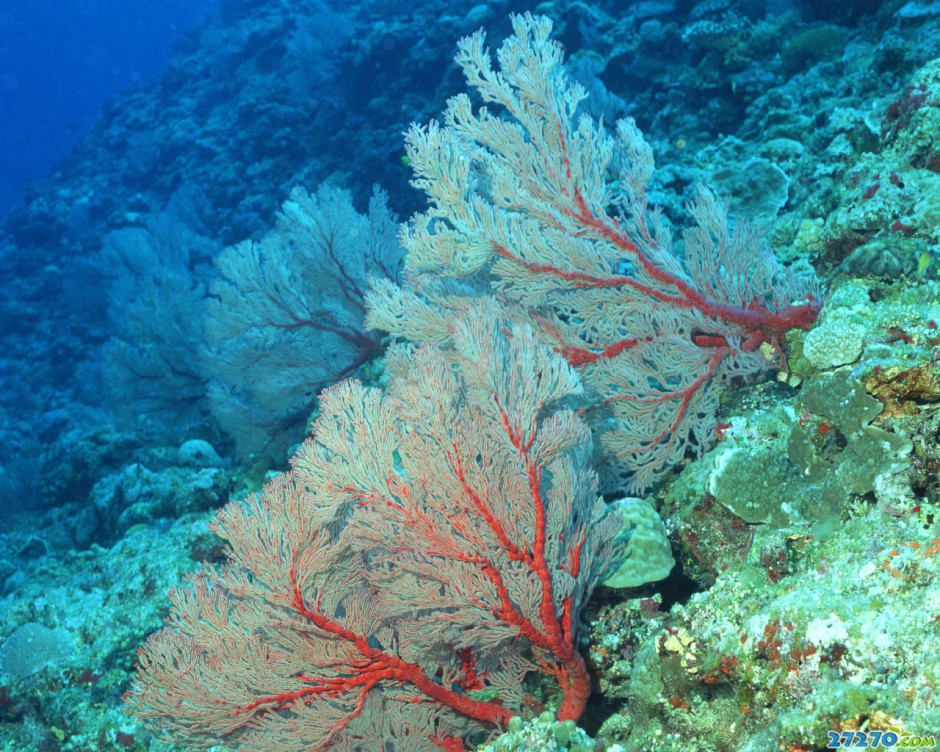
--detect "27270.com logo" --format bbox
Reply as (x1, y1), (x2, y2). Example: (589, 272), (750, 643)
(827, 729), (936, 749)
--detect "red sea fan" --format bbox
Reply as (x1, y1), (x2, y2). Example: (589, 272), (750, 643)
(125, 303), (621, 751)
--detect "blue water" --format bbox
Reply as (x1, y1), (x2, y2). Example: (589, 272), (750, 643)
(0, 0), (217, 219)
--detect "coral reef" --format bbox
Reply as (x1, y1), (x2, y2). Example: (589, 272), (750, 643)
(1, 1), (938, 750)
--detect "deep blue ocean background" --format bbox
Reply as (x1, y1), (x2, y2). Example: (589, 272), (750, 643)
(0, 0), (218, 219)
(0, 0), (939, 748)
